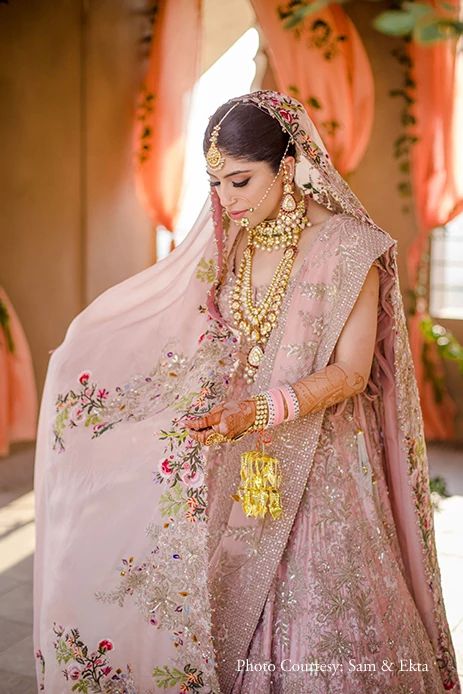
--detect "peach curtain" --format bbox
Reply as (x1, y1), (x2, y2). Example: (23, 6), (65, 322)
(251, 0), (374, 175)
(134, 0), (202, 252)
(407, 0), (463, 439)
(0, 288), (38, 456)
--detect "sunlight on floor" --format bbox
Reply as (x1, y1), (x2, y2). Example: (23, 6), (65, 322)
(0, 491), (35, 574)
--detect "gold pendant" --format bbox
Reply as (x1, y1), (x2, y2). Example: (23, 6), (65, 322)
(247, 344), (264, 367)
(282, 192), (297, 212)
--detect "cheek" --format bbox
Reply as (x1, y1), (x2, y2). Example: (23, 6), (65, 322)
(251, 176), (278, 204)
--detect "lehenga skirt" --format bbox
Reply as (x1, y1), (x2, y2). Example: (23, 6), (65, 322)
(209, 389), (445, 694)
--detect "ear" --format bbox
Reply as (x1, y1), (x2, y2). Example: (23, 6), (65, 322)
(283, 155), (297, 180)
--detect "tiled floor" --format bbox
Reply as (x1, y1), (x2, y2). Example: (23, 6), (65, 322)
(0, 442), (461, 693)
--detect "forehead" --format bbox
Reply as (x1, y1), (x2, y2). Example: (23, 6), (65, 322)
(206, 155), (262, 178)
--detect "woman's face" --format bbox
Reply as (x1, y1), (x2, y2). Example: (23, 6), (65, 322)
(207, 154), (296, 227)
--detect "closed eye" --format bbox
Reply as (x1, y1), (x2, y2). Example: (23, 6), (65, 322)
(233, 178), (250, 188)
(209, 178), (250, 188)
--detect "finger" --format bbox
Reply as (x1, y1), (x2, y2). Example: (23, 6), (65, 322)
(217, 412), (235, 436)
(207, 403), (225, 416)
(184, 409), (223, 430)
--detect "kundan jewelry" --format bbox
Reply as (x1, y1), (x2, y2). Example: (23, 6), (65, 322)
(281, 165), (297, 212)
(206, 102), (240, 171)
(229, 198), (310, 384)
(250, 196), (308, 251)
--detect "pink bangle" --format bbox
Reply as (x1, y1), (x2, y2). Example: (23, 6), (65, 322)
(280, 385), (295, 421)
(279, 384), (300, 422)
(267, 388), (285, 426)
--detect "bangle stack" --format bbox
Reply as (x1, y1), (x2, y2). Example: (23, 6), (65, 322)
(232, 384), (301, 443)
(257, 384), (300, 430)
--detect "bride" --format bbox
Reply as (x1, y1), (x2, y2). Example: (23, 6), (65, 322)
(33, 90), (460, 693)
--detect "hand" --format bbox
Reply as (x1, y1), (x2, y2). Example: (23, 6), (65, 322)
(184, 399), (256, 444)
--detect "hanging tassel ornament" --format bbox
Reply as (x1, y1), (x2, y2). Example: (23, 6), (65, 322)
(235, 446), (283, 519)
(230, 395), (283, 519)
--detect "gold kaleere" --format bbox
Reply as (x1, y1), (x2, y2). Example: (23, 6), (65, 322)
(230, 396), (283, 520)
(235, 448), (283, 520)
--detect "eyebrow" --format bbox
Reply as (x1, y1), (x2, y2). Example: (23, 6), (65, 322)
(207, 169), (252, 179)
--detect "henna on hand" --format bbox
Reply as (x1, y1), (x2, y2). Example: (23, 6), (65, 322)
(216, 399), (255, 439)
(291, 362), (366, 418)
(184, 399), (256, 444)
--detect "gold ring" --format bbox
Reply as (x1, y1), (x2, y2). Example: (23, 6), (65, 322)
(205, 431), (229, 446)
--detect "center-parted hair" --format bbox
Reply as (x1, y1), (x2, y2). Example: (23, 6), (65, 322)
(203, 102), (296, 173)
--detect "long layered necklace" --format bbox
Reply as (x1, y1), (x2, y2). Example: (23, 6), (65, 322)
(230, 198), (309, 383)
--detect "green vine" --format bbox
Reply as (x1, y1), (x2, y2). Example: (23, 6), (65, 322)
(421, 316), (463, 372)
(389, 37), (419, 214)
(282, 1), (463, 42)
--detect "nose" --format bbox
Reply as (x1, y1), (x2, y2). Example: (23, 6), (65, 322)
(218, 186), (238, 209)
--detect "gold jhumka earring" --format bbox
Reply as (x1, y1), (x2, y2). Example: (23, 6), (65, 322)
(281, 165), (297, 212)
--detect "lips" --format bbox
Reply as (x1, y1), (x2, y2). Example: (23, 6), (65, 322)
(228, 209), (248, 219)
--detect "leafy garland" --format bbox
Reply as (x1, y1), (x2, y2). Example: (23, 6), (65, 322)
(282, 1), (463, 42)
(389, 37), (418, 214)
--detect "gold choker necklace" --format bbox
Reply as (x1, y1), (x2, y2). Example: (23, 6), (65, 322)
(250, 197), (309, 251)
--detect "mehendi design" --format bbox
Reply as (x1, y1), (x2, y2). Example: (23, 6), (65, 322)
(292, 363), (365, 417)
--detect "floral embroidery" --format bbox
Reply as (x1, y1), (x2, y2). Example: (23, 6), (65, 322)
(300, 280), (338, 301)
(195, 257), (216, 284)
(152, 664), (204, 692)
(52, 624), (137, 693)
(53, 372), (120, 452)
(52, 318), (238, 453)
(51, 316), (238, 693)
(35, 648), (45, 690)
(282, 340), (317, 360)
(95, 516), (218, 690)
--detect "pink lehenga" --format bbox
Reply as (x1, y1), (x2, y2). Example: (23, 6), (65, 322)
(33, 91), (460, 694)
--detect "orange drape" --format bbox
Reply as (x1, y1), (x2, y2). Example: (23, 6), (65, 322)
(0, 288), (38, 456)
(251, 1), (374, 175)
(407, 0), (463, 440)
(134, 0), (202, 236)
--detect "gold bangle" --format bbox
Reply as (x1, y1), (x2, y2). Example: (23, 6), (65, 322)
(250, 393), (269, 431)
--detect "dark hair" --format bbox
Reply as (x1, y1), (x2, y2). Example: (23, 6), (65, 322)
(203, 102), (296, 173)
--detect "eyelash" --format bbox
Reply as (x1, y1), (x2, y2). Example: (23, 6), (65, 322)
(210, 178), (250, 188)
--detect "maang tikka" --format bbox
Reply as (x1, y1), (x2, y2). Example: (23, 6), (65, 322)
(206, 102), (240, 171)
(206, 124), (225, 171)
